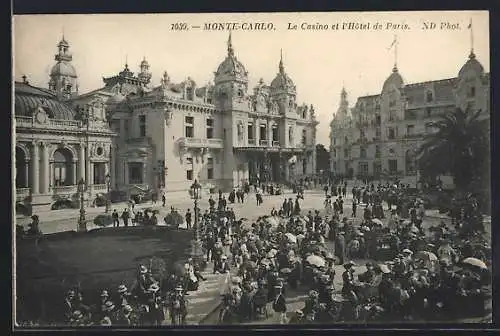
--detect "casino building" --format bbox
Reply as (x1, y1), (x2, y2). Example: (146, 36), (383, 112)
(329, 49), (490, 186)
(15, 33), (318, 213)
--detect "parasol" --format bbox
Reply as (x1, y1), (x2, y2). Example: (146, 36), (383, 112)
(461, 257), (488, 270)
(372, 218), (384, 226)
(306, 255), (326, 268)
(280, 268), (292, 275)
(285, 233), (297, 243)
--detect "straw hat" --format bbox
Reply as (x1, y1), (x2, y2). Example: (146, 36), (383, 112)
(104, 301), (116, 311)
(101, 290), (109, 298)
(139, 265), (148, 274)
(117, 284), (128, 294)
(148, 283), (160, 293)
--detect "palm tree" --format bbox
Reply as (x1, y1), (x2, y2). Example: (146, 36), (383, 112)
(417, 107), (490, 192)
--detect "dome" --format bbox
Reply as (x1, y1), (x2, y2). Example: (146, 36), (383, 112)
(50, 62), (77, 78)
(270, 72), (295, 91)
(214, 32), (248, 83)
(382, 66), (404, 91)
(215, 56), (247, 78)
(270, 52), (296, 93)
(15, 82), (76, 120)
(458, 52), (484, 78)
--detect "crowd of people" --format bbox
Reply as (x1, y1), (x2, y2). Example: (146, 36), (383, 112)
(19, 177), (491, 326)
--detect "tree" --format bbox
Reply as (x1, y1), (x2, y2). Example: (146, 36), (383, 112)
(315, 144), (330, 174)
(417, 107), (490, 193)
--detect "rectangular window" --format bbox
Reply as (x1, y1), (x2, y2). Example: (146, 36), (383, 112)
(139, 115), (146, 137)
(333, 138), (336, 145)
(260, 124), (267, 140)
(186, 157), (193, 180)
(406, 125), (415, 136)
(128, 162), (143, 184)
(302, 130), (307, 145)
(358, 162), (369, 175)
(360, 147), (367, 159)
(206, 118), (214, 139)
(124, 119), (130, 138)
(272, 126), (279, 142)
(93, 162), (106, 185)
(388, 159), (398, 173)
(185, 116), (194, 138)
(388, 128), (395, 140)
(247, 123), (254, 140)
(375, 127), (381, 138)
(375, 115), (381, 125)
(468, 86), (476, 98)
(207, 158), (214, 179)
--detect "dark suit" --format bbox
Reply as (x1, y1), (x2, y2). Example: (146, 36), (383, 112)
(214, 260), (230, 274)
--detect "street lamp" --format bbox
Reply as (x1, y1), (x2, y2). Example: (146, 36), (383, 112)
(77, 178), (87, 232)
(189, 179), (204, 268)
(105, 173), (111, 213)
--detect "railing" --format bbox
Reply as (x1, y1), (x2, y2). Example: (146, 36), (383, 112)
(16, 116), (83, 129)
(179, 137), (224, 148)
(52, 185), (77, 193)
(248, 139), (256, 146)
(93, 184), (108, 191)
(16, 188), (31, 199)
(259, 139), (268, 146)
(404, 133), (423, 139)
(272, 140), (280, 147)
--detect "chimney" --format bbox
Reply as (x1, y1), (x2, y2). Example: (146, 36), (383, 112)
(22, 75), (29, 85)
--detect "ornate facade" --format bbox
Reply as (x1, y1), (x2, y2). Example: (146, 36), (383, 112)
(15, 33), (319, 211)
(15, 37), (115, 213)
(330, 50), (490, 186)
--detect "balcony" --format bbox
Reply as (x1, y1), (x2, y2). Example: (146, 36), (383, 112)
(178, 137), (224, 149)
(272, 140), (280, 147)
(404, 133), (423, 139)
(16, 116), (83, 130)
(93, 184), (108, 191)
(259, 139), (269, 146)
(248, 139), (256, 146)
(52, 185), (78, 195)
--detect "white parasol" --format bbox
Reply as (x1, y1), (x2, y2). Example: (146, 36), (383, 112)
(461, 257), (488, 270)
(306, 255), (326, 268)
(285, 233), (297, 243)
(372, 218), (384, 226)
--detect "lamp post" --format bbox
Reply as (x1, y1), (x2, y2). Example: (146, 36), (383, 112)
(189, 179), (204, 269)
(77, 178), (87, 232)
(105, 173), (111, 213)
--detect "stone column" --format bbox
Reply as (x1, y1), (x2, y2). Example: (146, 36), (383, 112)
(24, 161), (29, 188)
(72, 161), (77, 185)
(124, 161), (129, 185)
(31, 142), (40, 194)
(88, 162), (94, 185)
(41, 143), (50, 193)
(78, 144), (85, 181)
(268, 120), (273, 145)
(255, 118), (260, 145)
(142, 162), (147, 185)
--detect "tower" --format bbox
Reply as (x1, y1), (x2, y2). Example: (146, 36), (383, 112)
(213, 31), (249, 111)
(138, 57), (152, 87)
(269, 50), (297, 115)
(49, 35), (78, 100)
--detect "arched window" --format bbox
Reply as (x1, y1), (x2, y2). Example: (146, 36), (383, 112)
(53, 148), (74, 186)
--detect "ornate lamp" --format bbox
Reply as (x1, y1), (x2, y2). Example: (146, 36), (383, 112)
(77, 178), (87, 232)
(105, 173), (111, 213)
(189, 179), (204, 269)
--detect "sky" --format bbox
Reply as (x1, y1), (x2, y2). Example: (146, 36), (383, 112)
(13, 11), (489, 146)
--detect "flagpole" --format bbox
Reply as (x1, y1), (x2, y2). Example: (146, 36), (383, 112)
(394, 35), (398, 69)
(469, 18), (474, 56)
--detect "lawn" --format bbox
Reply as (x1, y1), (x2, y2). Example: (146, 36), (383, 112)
(15, 226), (194, 324)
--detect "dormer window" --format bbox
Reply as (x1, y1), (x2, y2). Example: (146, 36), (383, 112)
(426, 91), (433, 103)
(186, 87), (194, 100)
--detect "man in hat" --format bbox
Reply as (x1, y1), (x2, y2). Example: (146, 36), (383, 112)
(169, 285), (187, 325)
(114, 304), (137, 326)
(146, 283), (164, 326)
(112, 209), (120, 227)
(64, 289), (76, 320)
(185, 209), (192, 230)
(272, 283), (287, 324)
(117, 284), (131, 307)
(335, 232), (346, 264)
(27, 215), (42, 236)
(69, 310), (87, 326)
(358, 262), (375, 284)
(402, 249), (415, 273)
(437, 238), (458, 265)
(102, 300), (118, 323)
(96, 290), (113, 322)
(121, 208), (130, 227)
(342, 261), (356, 296)
(214, 255), (230, 274)
(302, 290), (321, 318)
